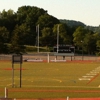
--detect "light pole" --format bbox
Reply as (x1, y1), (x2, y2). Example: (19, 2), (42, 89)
(81, 41), (84, 60)
(36, 24), (39, 53)
(57, 24), (59, 53)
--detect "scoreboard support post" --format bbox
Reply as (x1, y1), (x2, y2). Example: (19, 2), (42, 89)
(71, 56), (72, 61)
(63, 56), (65, 60)
(12, 54), (23, 88)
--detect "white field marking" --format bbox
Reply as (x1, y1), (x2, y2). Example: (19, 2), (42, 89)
(79, 78), (91, 80)
(93, 69), (100, 70)
(96, 68), (100, 70)
(91, 70), (100, 72)
(82, 76), (93, 78)
(95, 68), (100, 70)
(98, 85), (100, 87)
(37, 78), (63, 82)
(95, 68), (99, 69)
(90, 71), (99, 74)
(91, 70), (98, 71)
(7, 83), (16, 86)
(79, 66), (100, 81)
(93, 68), (100, 70)
(91, 71), (100, 73)
(27, 59), (43, 62)
(7, 84), (12, 86)
(52, 78), (62, 82)
(95, 69), (100, 71)
(86, 73), (97, 75)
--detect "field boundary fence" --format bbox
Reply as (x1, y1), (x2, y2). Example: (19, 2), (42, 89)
(0, 53), (100, 62)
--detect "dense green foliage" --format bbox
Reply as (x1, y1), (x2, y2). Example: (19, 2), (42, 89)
(0, 5), (100, 54)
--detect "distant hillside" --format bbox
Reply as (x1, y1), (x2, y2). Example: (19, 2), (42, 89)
(60, 19), (100, 33)
(60, 19), (86, 27)
(86, 26), (99, 33)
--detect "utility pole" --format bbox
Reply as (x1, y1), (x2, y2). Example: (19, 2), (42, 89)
(81, 40), (84, 60)
(36, 24), (39, 53)
(57, 24), (59, 53)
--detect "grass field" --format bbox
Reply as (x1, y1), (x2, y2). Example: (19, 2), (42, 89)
(0, 61), (100, 99)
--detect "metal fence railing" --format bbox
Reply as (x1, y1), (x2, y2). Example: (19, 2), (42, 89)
(0, 53), (99, 62)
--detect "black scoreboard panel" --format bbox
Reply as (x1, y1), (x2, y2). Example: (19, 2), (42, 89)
(53, 45), (75, 53)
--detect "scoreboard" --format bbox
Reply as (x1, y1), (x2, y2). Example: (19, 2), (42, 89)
(53, 45), (75, 53)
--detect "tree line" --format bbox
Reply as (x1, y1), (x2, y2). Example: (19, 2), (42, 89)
(0, 5), (100, 55)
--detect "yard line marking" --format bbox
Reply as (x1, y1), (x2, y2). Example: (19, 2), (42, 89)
(79, 78), (91, 80)
(90, 71), (99, 74)
(82, 76), (93, 78)
(87, 73), (100, 85)
(79, 66), (100, 81)
(86, 73), (97, 75)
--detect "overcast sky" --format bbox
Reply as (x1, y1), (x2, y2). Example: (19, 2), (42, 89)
(0, 0), (100, 26)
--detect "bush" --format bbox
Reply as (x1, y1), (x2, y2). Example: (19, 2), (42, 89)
(96, 52), (100, 56)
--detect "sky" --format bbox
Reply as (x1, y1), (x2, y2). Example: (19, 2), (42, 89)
(0, 0), (100, 26)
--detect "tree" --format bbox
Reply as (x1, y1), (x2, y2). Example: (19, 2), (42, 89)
(53, 24), (71, 45)
(40, 27), (53, 47)
(17, 6), (47, 26)
(0, 26), (9, 53)
(37, 14), (59, 29)
(0, 9), (17, 43)
(10, 24), (32, 53)
(94, 32), (100, 55)
(0, 26), (9, 42)
(73, 26), (88, 47)
(84, 31), (96, 54)
(16, 6), (49, 46)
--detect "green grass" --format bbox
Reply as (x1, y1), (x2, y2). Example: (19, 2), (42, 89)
(0, 61), (100, 98)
